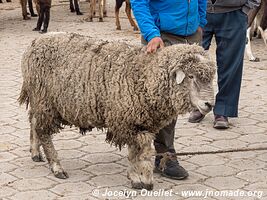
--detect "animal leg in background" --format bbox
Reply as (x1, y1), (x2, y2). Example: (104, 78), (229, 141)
(88, 0), (96, 21)
(115, 0), (123, 30)
(103, 0), (107, 17)
(125, 0), (138, 31)
(246, 26), (260, 62)
(127, 132), (154, 190)
(98, 0), (104, 21)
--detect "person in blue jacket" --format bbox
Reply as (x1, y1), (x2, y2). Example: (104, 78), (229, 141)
(131, 0), (207, 180)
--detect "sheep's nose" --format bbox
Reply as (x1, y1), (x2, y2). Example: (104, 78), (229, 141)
(205, 102), (213, 110)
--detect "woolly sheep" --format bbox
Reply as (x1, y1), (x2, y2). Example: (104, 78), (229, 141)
(19, 32), (215, 190)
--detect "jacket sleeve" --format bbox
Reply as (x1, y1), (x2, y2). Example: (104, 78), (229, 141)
(131, 0), (161, 42)
(242, 0), (261, 15)
(198, 0), (207, 28)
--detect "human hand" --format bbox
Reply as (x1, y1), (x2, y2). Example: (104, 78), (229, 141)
(197, 26), (203, 36)
(146, 37), (164, 53)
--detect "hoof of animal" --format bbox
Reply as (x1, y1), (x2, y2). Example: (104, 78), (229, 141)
(99, 18), (103, 22)
(131, 182), (153, 190)
(54, 170), (69, 179)
(103, 11), (107, 17)
(116, 26), (121, 30)
(76, 12), (83, 15)
(31, 13), (38, 17)
(7, 0), (11, 2)
(249, 57), (260, 62)
(32, 154), (45, 162)
(85, 17), (93, 22)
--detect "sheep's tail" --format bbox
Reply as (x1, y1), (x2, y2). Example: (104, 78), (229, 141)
(18, 83), (29, 109)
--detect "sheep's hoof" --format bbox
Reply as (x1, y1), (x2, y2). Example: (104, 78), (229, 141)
(99, 18), (103, 22)
(103, 11), (107, 17)
(116, 26), (121, 30)
(85, 17), (93, 22)
(54, 170), (69, 179)
(32, 154), (45, 162)
(131, 182), (153, 190)
(249, 57), (260, 62)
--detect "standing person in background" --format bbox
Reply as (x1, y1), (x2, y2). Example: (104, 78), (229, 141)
(131, 0), (208, 180)
(188, 0), (261, 129)
(33, 0), (51, 33)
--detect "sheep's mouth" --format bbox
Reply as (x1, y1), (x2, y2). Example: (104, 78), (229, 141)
(197, 102), (213, 115)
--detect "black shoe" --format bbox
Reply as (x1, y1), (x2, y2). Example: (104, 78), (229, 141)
(213, 115), (229, 129)
(33, 27), (40, 31)
(155, 150), (189, 180)
(188, 109), (205, 123)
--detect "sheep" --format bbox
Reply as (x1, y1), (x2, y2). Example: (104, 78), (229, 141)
(115, 0), (138, 31)
(19, 32), (215, 190)
(20, 0), (39, 20)
(246, 0), (267, 62)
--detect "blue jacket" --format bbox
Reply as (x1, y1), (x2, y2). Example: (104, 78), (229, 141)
(131, 0), (207, 42)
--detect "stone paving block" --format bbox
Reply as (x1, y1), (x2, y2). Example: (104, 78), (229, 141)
(9, 165), (50, 178)
(82, 152), (122, 164)
(227, 158), (266, 170)
(57, 149), (86, 160)
(0, 186), (16, 198)
(0, 152), (17, 162)
(196, 165), (238, 177)
(187, 154), (229, 166)
(236, 169), (267, 183)
(9, 190), (58, 200)
(90, 174), (129, 188)
(84, 163), (125, 176)
(50, 182), (94, 196)
(53, 140), (83, 150)
(0, 172), (18, 186)
(0, 162), (18, 173)
(10, 177), (57, 191)
(204, 176), (247, 190)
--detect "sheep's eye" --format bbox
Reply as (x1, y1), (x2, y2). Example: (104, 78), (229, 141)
(188, 75), (194, 79)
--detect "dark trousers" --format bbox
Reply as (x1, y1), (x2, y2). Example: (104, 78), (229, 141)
(142, 30), (202, 153)
(202, 10), (247, 117)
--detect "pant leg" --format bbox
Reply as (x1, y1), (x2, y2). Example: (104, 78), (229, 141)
(202, 13), (215, 50)
(212, 10), (247, 117)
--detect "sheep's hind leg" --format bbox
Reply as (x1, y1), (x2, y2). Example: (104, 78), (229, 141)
(33, 114), (68, 179)
(127, 132), (154, 190)
(30, 116), (44, 162)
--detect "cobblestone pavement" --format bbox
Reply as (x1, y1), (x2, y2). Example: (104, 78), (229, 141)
(1, 1), (267, 200)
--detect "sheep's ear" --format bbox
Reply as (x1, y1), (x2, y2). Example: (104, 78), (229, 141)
(175, 70), (185, 85)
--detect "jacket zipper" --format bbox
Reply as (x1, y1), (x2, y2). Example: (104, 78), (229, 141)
(185, 0), (190, 35)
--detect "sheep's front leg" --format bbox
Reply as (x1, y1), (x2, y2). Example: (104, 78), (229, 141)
(30, 116), (44, 162)
(127, 132), (154, 190)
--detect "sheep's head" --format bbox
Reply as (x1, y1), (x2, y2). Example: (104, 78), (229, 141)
(162, 44), (216, 115)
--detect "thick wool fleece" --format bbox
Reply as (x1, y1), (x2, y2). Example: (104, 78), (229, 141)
(19, 33), (215, 148)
